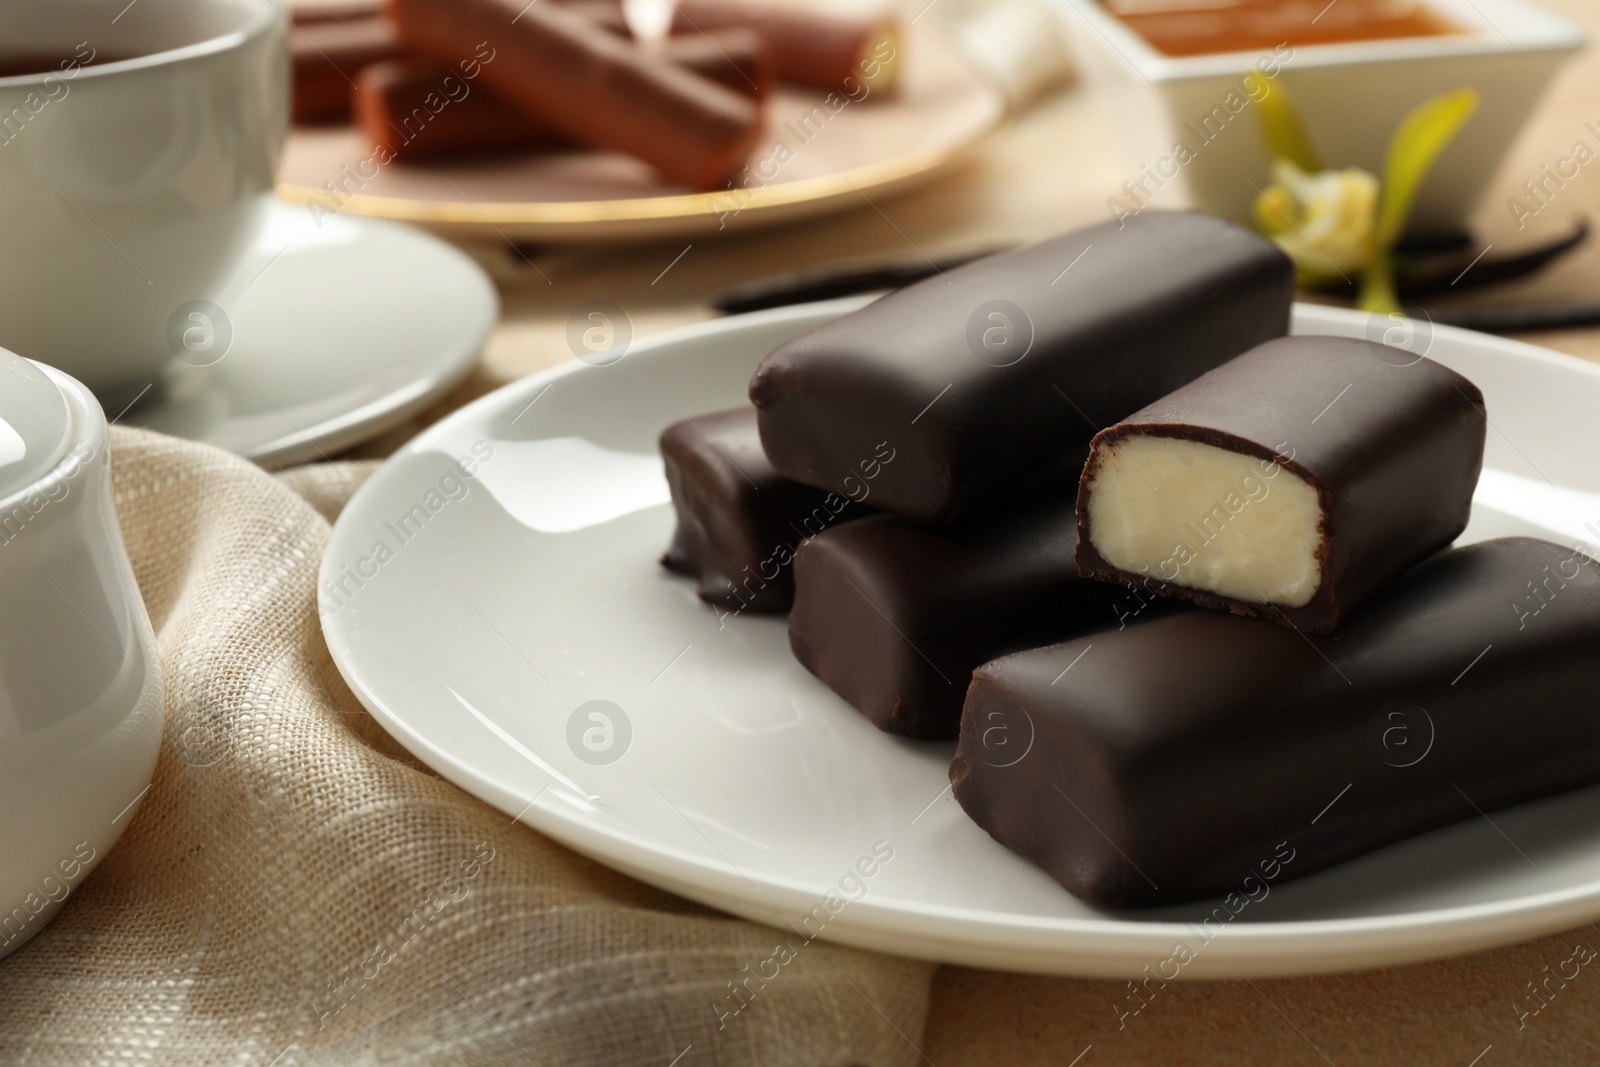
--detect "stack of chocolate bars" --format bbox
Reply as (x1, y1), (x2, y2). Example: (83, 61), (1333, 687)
(658, 210), (1600, 909)
(291, 0), (899, 185)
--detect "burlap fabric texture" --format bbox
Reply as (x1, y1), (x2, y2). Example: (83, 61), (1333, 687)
(0, 427), (933, 1066)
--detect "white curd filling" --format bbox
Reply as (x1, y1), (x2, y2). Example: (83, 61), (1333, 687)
(1085, 435), (1324, 608)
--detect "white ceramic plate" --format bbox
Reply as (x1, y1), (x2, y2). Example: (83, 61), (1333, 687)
(125, 200), (497, 469)
(321, 297), (1600, 978)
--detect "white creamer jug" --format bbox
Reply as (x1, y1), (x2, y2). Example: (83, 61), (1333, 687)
(0, 351), (163, 959)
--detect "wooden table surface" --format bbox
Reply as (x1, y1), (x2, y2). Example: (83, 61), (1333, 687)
(347, 1), (1600, 1060)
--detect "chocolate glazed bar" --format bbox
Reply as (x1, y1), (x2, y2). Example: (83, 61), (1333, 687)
(789, 495), (1153, 740)
(356, 34), (770, 162)
(749, 212), (1294, 525)
(1076, 335), (1488, 634)
(660, 408), (869, 616)
(388, 0), (764, 190)
(952, 537), (1600, 908)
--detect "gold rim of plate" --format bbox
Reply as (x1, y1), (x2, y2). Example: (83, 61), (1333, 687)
(273, 131), (994, 230)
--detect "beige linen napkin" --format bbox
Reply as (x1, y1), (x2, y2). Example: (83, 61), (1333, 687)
(0, 427), (932, 1066)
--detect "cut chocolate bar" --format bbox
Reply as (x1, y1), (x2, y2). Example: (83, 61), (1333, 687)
(952, 537), (1600, 908)
(748, 212), (1294, 525)
(660, 407), (865, 616)
(789, 494), (1154, 740)
(1075, 335), (1487, 634)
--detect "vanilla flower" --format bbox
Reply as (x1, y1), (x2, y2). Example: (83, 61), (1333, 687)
(1254, 160), (1381, 280)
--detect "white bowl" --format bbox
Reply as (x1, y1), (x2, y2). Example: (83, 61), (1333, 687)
(1054, 0), (1584, 237)
(0, 353), (164, 960)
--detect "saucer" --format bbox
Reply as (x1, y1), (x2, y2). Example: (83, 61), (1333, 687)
(124, 200), (497, 469)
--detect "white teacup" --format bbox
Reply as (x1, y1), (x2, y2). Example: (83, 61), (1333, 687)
(0, 0), (287, 399)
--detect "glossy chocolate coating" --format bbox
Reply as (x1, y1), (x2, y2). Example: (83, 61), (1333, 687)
(749, 212), (1294, 525)
(789, 493), (1153, 740)
(388, 0), (764, 189)
(1076, 335), (1488, 634)
(661, 408), (866, 615)
(953, 537), (1600, 908)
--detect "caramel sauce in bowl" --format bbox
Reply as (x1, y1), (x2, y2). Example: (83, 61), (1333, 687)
(1106, 0), (1463, 57)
